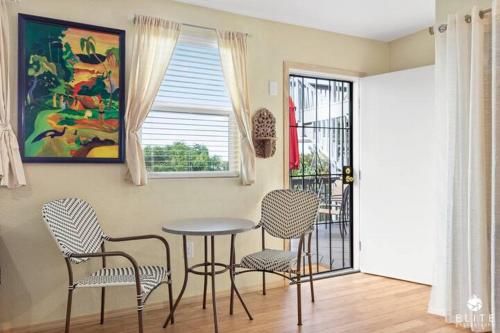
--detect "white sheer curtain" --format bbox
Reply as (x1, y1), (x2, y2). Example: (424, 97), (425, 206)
(429, 6), (493, 332)
(217, 31), (256, 185)
(492, 2), (500, 332)
(0, 0), (25, 188)
(125, 16), (180, 185)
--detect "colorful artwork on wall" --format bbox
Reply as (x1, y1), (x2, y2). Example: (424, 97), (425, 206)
(18, 14), (125, 163)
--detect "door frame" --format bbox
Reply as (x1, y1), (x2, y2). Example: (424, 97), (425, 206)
(282, 61), (363, 271)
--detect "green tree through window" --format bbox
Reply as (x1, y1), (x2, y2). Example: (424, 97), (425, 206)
(144, 142), (229, 172)
(291, 147), (330, 177)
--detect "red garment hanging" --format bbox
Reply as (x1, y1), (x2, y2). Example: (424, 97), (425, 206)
(289, 96), (300, 170)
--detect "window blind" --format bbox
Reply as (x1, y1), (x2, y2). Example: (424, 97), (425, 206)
(141, 29), (239, 175)
(156, 39), (232, 110)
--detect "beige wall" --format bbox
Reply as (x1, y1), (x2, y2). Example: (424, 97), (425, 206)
(436, 0), (491, 22)
(385, 0), (494, 73)
(387, 0), (495, 72)
(388, 29), (435, 72)
(0, 0), (391, 329)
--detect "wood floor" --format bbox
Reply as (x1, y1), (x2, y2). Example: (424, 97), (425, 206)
(32, 273), (467, 333)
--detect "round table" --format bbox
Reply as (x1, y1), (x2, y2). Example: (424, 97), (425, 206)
(162, 218), (255, 333)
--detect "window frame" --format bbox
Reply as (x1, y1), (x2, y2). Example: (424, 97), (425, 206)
(142, 30), (239, 179)
(148, 169), (239, 179)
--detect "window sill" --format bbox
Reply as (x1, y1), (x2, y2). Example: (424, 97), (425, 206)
(148, 171), (239, 180)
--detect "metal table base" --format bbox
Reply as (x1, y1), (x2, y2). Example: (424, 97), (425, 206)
(163, 234), (253, 333)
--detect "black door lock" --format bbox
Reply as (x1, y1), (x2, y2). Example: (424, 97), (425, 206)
(343, 166), (354, 184)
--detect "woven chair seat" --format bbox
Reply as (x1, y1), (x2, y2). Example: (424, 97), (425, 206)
(240, 249), (302, 272)
(75, 265), (168, 299)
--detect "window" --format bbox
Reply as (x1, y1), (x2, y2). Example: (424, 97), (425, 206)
(141, 28), (239, 178)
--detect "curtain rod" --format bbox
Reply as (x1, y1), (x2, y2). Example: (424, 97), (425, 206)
(132, 15), (250, 37)
(429, 8), (492, 35)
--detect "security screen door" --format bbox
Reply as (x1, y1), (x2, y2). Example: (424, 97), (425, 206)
(288, 74), (354, 275)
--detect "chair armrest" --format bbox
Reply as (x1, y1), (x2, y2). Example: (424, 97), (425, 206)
(294, 234), (306, 273)
(70, 251), (142, 292)
(107, 234), (169, 248)
(256, 223), (266, 250)
(106, 235), (171, 271)
(70, 251), (139, 269)
(306, 232), (313, 254)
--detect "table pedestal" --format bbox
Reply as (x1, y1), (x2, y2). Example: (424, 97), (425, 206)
(163, 234), (253, 333)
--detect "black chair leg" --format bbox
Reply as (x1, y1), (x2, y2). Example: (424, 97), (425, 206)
(168, 279), (174, 324)
(100, 287), (105, 324)
(65, 288), (73, 333)
(297, 273), (302, 326)
(262, 272), (266, 295)
(137, 301), (144, 333)
(163, 236), (190, 328)
(308, 254), (315, 302)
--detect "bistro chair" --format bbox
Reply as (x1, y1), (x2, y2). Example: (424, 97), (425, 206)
(339, 184), (351, 238)
(41, 198), (174, 333)
(234, 189), (319, 325)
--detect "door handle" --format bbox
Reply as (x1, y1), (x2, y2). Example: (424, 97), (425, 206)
(343, 166), (354, 184)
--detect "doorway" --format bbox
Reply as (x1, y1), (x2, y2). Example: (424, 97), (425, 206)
(288, 74), (354, 275)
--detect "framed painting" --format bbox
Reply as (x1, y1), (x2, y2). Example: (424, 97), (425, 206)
(18, 14), (125, 163)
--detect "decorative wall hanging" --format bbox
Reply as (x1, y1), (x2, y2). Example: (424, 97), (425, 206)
(18, 14), (125, 163)
(252, 108), (276, 158)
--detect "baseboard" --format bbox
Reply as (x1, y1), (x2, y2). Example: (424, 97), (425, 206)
(4, 280), (285, 333)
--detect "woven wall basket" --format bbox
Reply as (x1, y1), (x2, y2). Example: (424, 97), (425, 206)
(252, 108), (277, 158)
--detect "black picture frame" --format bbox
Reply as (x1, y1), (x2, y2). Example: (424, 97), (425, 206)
(18, 14), (126, 163)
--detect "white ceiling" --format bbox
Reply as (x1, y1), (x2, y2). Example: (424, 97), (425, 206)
(175, 0), (435, 42)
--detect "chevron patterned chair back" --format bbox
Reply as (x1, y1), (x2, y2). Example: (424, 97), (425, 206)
(42, 198), (105, 264)
(41, 198), (174, 333)
(237, 189), (320, 326)
(260, 189), (319, 239)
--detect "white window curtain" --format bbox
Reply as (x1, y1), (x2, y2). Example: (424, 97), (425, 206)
(0, 0), (26, 188)
(217, 31), (256, 185)
(493, 2), (500, 332)
(429, 6), (493, 333)
(125, 15), (180, 185)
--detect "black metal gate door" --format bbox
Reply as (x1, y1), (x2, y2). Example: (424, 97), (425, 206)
(289, 74), (354, 275)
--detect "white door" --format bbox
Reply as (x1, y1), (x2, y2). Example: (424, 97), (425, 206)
(359, 66), (436, 284)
